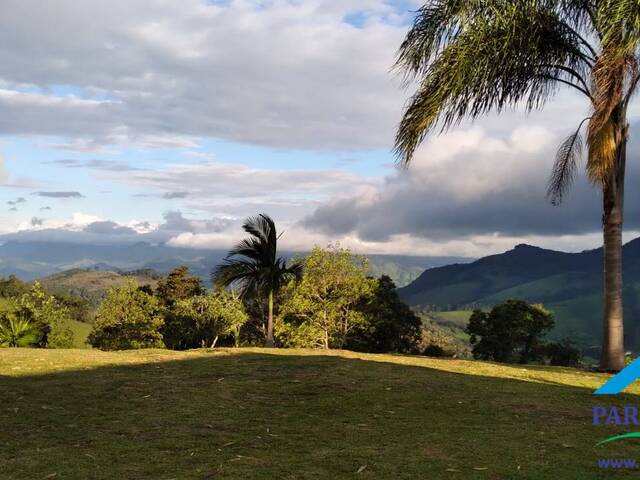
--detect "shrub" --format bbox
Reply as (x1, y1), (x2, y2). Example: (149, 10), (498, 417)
(544, 338), (582, 367)
(423, 344), (448, 357)
(0, 316), (39, 347)
(88, 280), (164, 350)
(18, 282), (74, 348)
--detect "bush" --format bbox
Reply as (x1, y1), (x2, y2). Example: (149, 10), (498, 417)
(544, 338), (582, 367)
(423, 344), (448, 357)
(88, 280), (164, 350)
(0, 316), (39, 347)
(162, 291), (248, 349)
(18, 282), (74, 348)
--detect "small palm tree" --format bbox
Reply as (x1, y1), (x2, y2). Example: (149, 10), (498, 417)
(213, 214), (302, 347)
(395, 1), (640, 371)
(0, 316), (39, 348)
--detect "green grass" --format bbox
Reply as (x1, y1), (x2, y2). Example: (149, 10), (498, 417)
(66, 319), (92, 348)
(0, 348), (637, 479)
(430, 310), (473, 328)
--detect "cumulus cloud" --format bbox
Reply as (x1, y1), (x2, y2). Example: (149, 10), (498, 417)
(84, 220), (136, 235)
(303, 126), (640, 245)
(0, 0), (419, 151)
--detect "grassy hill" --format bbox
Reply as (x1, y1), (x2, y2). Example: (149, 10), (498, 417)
(39, 268), (161, 310)
(399, 238), (640, 351)
(0, 348), (634, 479)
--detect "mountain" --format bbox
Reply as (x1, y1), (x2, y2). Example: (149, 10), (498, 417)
(39, 268), (162, 310)
(399, 238), (640, 354)
(0, 240), (471, 287)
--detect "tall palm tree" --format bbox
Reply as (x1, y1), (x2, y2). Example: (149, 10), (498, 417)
(394, 0), (640, 371)
(213, 214), (302, 347)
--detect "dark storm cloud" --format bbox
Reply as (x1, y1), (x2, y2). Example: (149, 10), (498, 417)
(303, 126), (640, 241)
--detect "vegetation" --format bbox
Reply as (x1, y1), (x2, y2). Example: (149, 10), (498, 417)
(214, 214), (303, 347)
(88, 280), (164, 350)
(347, 275), (422, 354)
(164, 292), (248, 349)
(467, 300), (555, 364)
(156, 265), (204, 306)
(0, 316), (39, 347)
(395, 1), (640, 371)
(1, 347), (636, 479)
(278, 245), (374, 349)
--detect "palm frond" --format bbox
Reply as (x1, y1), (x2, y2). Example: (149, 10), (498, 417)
(394, 0), (593, 165)
(547, 118), (589, 205)
(212, 214), (301, 299)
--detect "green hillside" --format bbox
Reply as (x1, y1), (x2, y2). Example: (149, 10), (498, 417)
(0, 348), (634, 479)
(399, 239), (640, 351)
(39, 268), (161, 311)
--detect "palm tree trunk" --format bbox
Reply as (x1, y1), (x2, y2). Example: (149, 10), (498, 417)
(600, 129), (627, 372)
(265, 289), (275, 348)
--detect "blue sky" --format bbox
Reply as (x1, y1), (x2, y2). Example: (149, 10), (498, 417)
(0, 0), (637, 257)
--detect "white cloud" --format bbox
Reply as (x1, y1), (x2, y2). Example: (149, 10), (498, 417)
(0, 0), (411, 151)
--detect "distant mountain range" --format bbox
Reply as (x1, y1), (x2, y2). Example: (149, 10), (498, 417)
(399, 238), (640, 353)
(0, 240), (471, 288)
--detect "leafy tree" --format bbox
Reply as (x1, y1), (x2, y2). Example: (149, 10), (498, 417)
(213, 214), (302, 347)
(156, 266), (204, 307)
(395, 1), (640, 371)
(88, 280), (164, 350)
(347, 275), (422, 354)
(466, 300), (554, 364)
(163, 291), (248, 349)
(0, 275), (29, 299)
(18, 282), (74, 348)
(278, 245), (376, 349)
(0, 317), (39, 348)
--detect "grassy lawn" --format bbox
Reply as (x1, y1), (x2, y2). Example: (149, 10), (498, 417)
(0, 348), (638, 479)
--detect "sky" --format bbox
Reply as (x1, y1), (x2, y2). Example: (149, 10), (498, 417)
(1, 0), (639, 258)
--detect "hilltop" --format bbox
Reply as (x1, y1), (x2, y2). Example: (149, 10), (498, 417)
(39, 268), (161, 310)
(399, 238), (640, 352)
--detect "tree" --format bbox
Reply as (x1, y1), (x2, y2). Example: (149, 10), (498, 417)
(163, 291), (248, 349)
(18, 282), (74, 348)
(0, 275), (29, 299)
(213, 214), (302, 347)
(466, 300), (554, 364)
(395, 1), (640, 371)
(88, 280), (164, 350)
(347, 275), (422, 354)
(0, 317), (39, 348)
(156, 266), (204, 307)
(278, 245), (376, 349)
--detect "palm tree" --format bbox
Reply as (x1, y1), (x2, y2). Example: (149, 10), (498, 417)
(394, 0), (640, 371)
(213, 214), (303, 347)
(0, 316), (39, 348)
